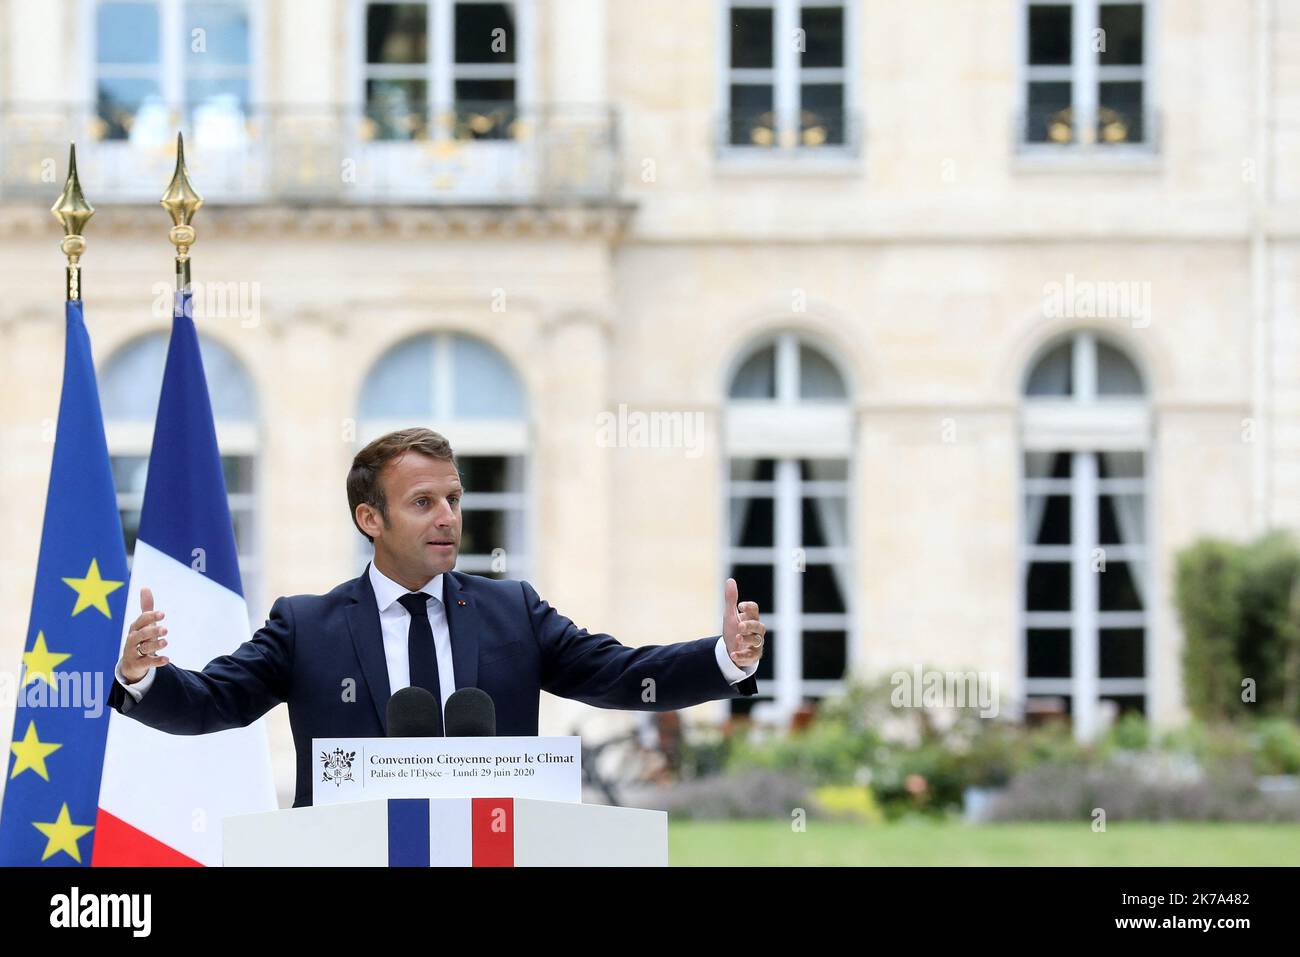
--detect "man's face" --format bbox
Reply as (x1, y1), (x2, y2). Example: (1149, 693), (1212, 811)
(362, 452), (463, 586)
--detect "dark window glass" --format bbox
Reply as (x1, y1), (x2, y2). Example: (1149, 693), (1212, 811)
(800, 6), (844, 68)
(1098, 80), (1143, 143)
(730, 564), (774, 612)
(366, 3), (428, 64)
(1098, 4), (1143, 65)
(731, 7), (773, 68)
(733, 496), (775, 547)
(802, 564), (845, 614)
(800, 83), (845, 146)
(1028, 4), (1072, 65)
(1098, 561), (1143, 611)
(365, 78), (428, 139)
(1026, 628), (1071, 678)
(1031, 495), (1072, 545)
(1101, 694), (1145, 717)
(459, 456), (509, 493)
(1026, 81), (1073, 143)
(729, 84), (776, 146)
(455, 2), (515, 64)
(1099, 628), (1145, 677)
(1027, 562), (1071, 611)
(455, 78), (517, 139)
(803, 630), (847, 680)
(460, 508), (506, 556)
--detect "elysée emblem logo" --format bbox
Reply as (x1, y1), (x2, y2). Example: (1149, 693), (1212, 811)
(320, 748), (357, 786)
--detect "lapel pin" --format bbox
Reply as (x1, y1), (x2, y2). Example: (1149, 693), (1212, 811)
(457, 600), (466, 606)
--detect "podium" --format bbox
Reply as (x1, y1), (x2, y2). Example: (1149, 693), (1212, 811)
(221, 736), (667, 866)
(223, 796), (668, 866)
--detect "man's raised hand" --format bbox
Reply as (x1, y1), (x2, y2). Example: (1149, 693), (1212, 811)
(722, 577), (765, 669)
(119, 587), (170, 685)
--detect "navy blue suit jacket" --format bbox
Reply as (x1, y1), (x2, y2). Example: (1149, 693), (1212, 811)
(109, 568), (758, 807)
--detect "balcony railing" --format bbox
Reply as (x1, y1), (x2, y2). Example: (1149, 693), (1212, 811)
(716, 106), (863, 158)
(0, 102), (621, 204)
(1015, 106), (1161, 155)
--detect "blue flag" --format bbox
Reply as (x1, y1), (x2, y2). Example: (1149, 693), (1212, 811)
(0, 301), (129, 866)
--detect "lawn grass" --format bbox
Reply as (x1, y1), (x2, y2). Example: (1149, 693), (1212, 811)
(667, 819), (1300, 866)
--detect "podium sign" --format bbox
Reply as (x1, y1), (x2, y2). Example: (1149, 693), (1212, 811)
(312, 735), (582, 806)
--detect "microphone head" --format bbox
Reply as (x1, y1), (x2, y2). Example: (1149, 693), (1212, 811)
(444, 687), (496, 737)
(386, 686), (443, 737)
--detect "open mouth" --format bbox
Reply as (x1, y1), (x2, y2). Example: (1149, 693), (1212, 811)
(427, 541), (456, 549)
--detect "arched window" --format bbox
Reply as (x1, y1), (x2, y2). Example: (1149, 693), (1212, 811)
(99, 333), (261, 613)
(1021, 330), (1149, 739)
(357, 332), (529, 579)
(724, 332), (854, 722)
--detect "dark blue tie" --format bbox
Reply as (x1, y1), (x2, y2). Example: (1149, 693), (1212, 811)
(398, 591), (443, 735)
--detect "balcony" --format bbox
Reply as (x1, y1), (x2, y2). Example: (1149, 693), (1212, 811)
(0, 101), (622, 205)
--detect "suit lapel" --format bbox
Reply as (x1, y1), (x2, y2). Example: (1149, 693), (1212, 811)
(345, 568), (392, 731)
(443, 572), (479, 691)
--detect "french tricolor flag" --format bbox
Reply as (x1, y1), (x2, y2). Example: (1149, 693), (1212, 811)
(94, 292), (276, 866)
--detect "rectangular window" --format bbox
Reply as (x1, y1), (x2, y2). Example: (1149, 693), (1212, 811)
(362, 0), (519, 142)
(723, 0), (852, 151)
(1021, 0), (1150, 149)
(94, 0), (252, 142)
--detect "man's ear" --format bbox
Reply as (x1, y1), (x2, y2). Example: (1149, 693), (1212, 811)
(355, 503), (384, 540)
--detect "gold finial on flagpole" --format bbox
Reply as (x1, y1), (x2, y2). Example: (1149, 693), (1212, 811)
(51, 143), (93, 302)
(160, 131), (203, 293)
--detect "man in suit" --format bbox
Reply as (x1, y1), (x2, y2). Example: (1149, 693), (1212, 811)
(111, 427), (765, 807)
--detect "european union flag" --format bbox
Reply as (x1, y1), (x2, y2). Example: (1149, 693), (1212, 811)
(0, 300), (129, 865)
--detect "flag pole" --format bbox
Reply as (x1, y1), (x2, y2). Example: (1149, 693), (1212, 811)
(160, 131), (203, 295)
(51, 143), (93, 302)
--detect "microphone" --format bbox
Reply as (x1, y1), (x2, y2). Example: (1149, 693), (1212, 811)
(386, 686), (444, 737)
(444, 687), (496, 737)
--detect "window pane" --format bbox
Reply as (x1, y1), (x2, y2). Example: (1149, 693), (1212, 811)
(1027, 4), (1071, 65)
(728, 84), (776, 146)
(364, 78), (429, 139)
(800, 6), (844, 68)
(730, 7), (773, 69)
(367, 3), (428, 64)
(112, 456), (150, 495)
(97, 78), (163, 140)
(802, 564), (845, 614)
(1025, 341), (1072, 396)
(729, 343), (777, 398)
(1099, 561), (1143, 611)
(1099, 451), (1143, 479)
(1026, 81), (1073, 143)
(101, 335), (255, 421)
(1096, 341), (1144, 394)
(798, 343), (847, 398)
(801, 497), (846, 548)
(451, 336), (525, 418)
(97, 1), (160, 64)
(458, 455), (509, 493)
(1098, 81), (1144, 143)
(1026, 562), (1071, 611)
(1026, 494), (1071, 545)
(221, 456), (255, 493)
(359, 336), (433, 417)
(731, 495), (774, 547)
(185, 2), (251, 67)
(454, 78), (517, 139)
(461, 507), (506, 555)
(800, 83), (845, 146)
(454, 2), (515, 63)
(731, 564), (774, 612)
(1098, 3), (1143, 65)
(1100, 628), (1144, 678)
(802, 629), (846, 681)
(1099, 494), (1144, 545)
(1100, 695), (1145, 717)
(1026, 628), (1071, 678)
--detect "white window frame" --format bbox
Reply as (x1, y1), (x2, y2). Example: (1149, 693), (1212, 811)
(1019, 331), (1153, 740)
(716, 0), (861, 159)
(1015, 0), (1157, 155)
(723, 332), (857, 723)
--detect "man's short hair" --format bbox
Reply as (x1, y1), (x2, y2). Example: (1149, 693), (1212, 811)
(347, 428), (458, 542)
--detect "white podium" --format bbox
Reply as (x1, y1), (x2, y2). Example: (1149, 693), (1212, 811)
(223, 795), (668, 866)
(223, 737), (667, 866)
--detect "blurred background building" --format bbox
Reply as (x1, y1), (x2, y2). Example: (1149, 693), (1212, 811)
(0, 0), (1295, 805)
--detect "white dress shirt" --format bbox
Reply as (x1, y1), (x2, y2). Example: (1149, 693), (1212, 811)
(117, 564), (759, 702)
